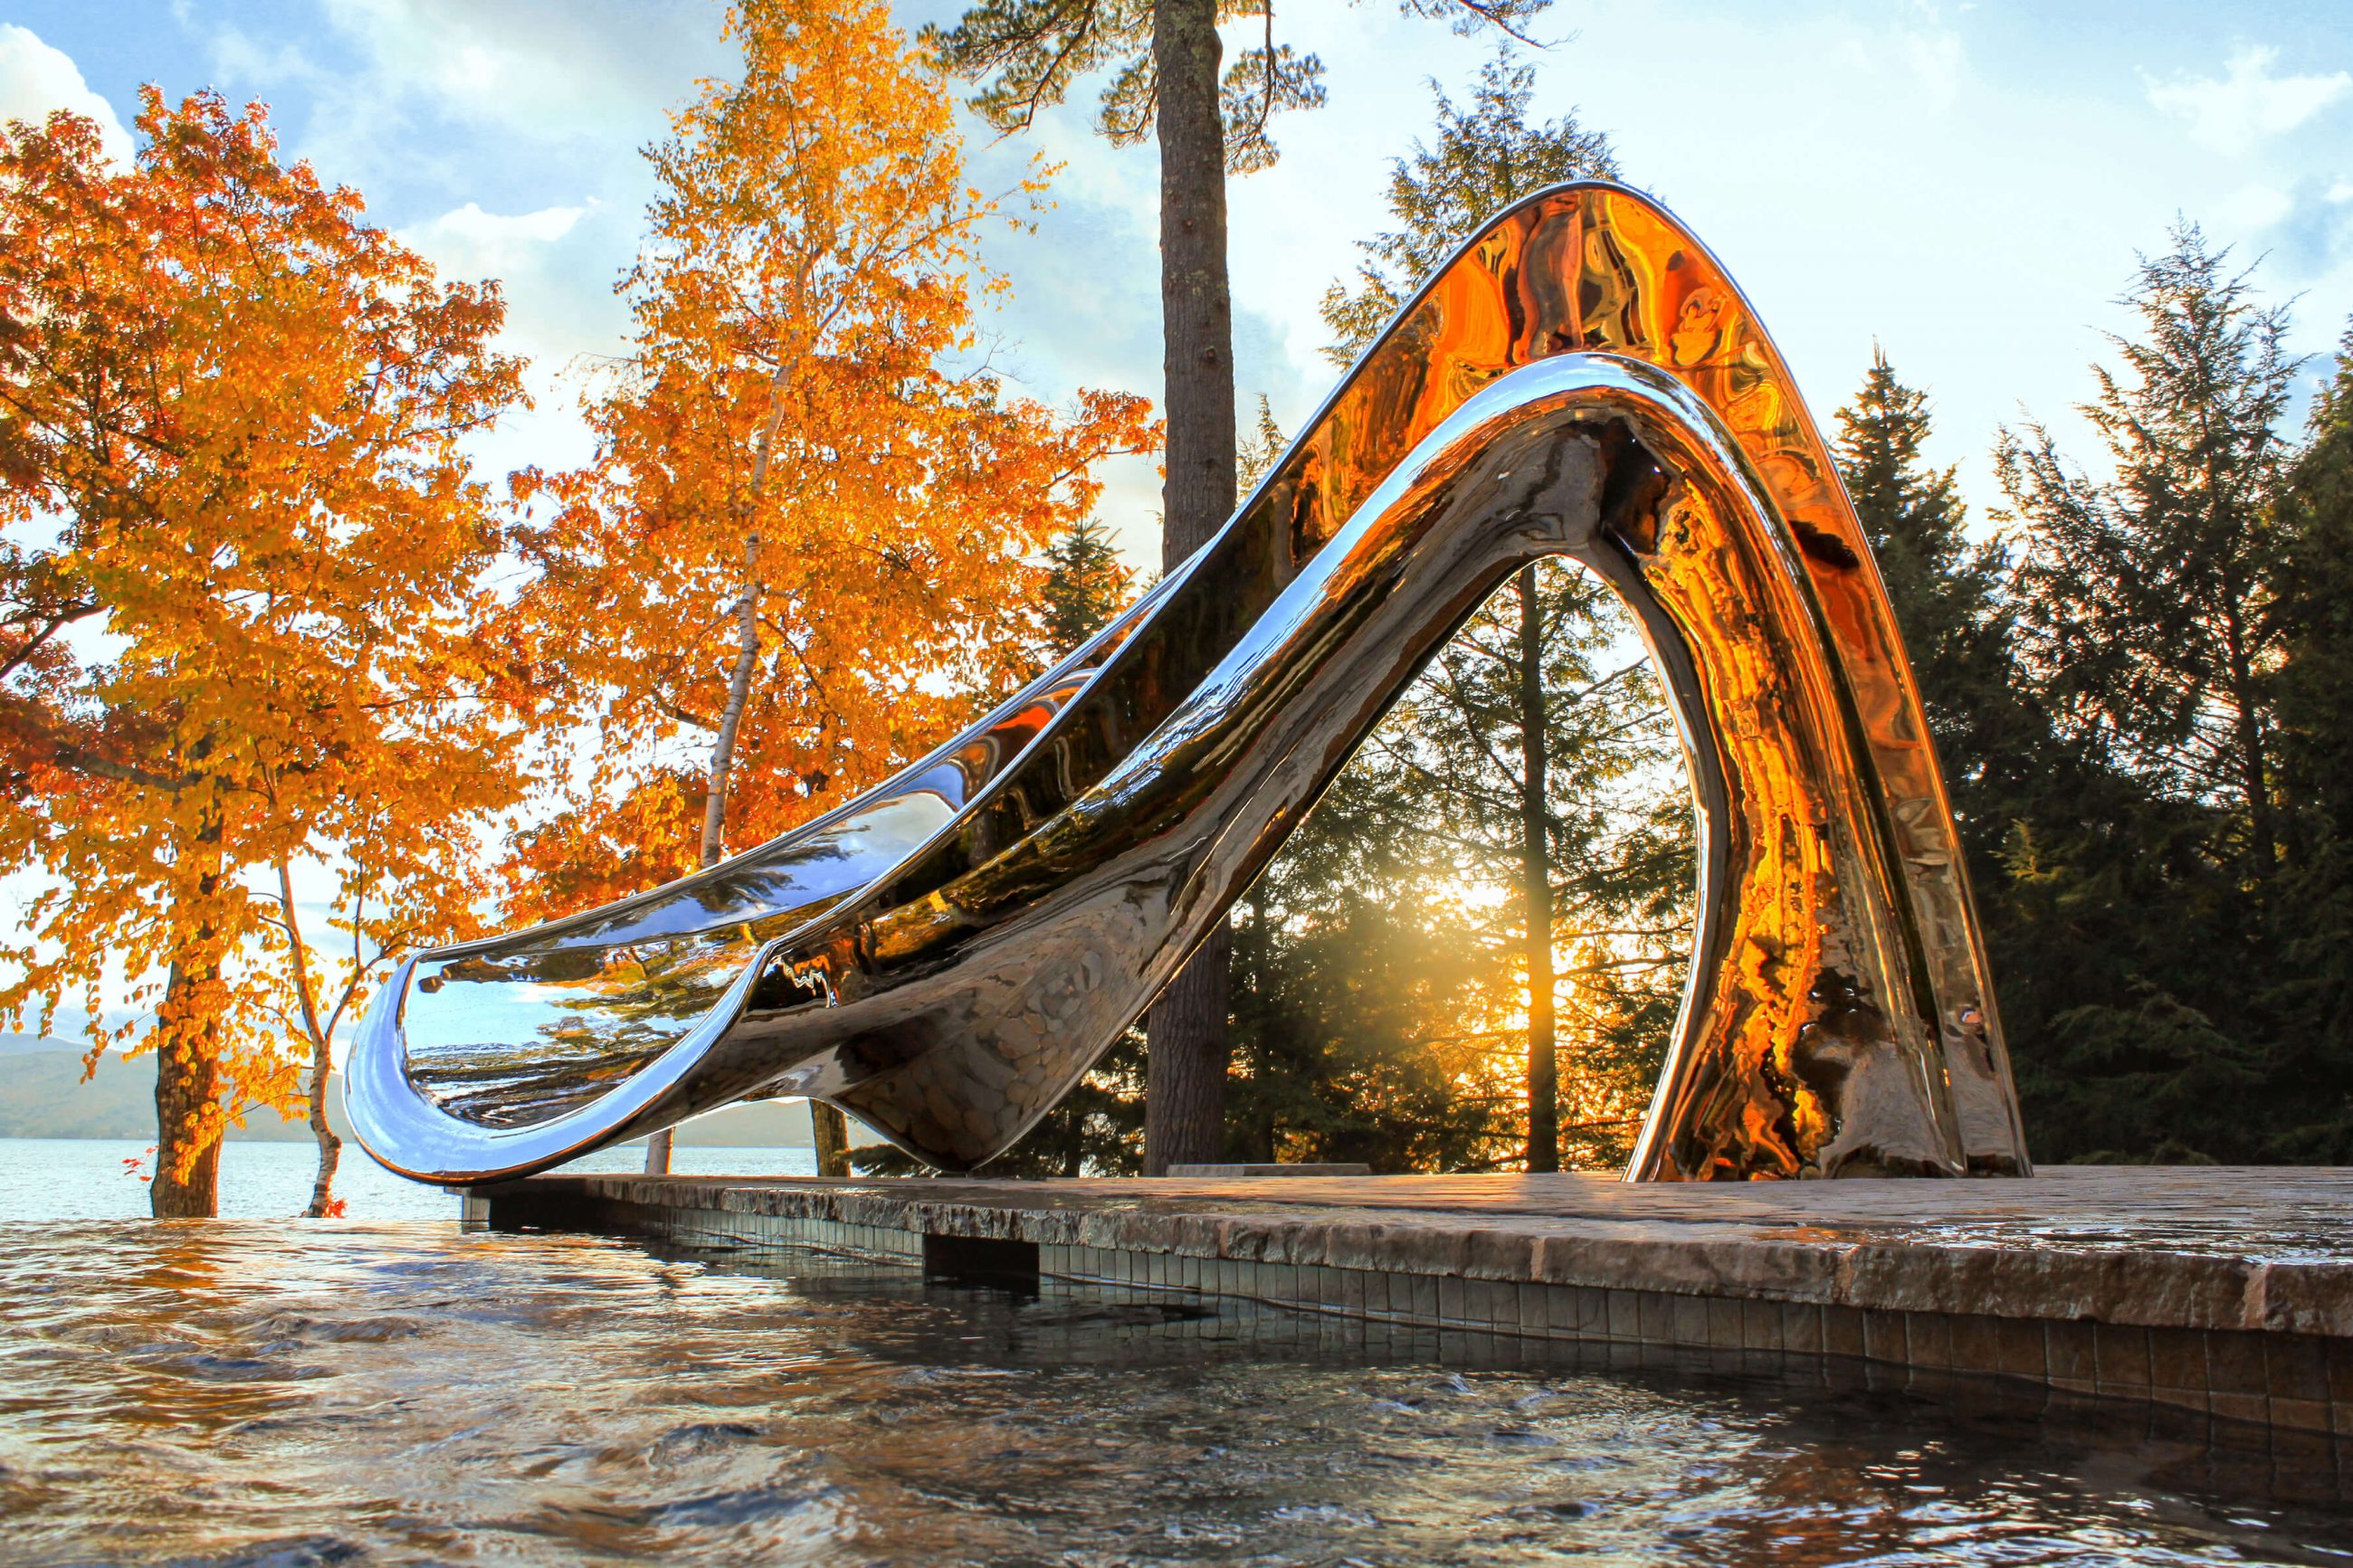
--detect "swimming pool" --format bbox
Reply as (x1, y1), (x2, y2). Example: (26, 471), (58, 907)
(0, 1221), (2343, 1563)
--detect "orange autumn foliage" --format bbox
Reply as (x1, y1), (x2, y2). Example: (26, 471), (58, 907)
(502, 0), (1156, 919)
(0, 92), (537, 1214)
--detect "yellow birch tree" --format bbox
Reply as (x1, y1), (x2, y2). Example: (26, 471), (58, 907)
(502, 0), (1156, 1168)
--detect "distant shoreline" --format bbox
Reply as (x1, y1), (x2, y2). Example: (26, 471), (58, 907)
(0, 1044), (816, 1147)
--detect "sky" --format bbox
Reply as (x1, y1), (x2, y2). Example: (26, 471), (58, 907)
(2, 0), (2350, 1049)
(6, 0), (2350, 569)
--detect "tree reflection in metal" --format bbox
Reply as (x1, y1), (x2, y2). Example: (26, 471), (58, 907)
(348, 183), (2031, 1184)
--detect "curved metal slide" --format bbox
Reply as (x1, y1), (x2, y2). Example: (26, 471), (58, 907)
(348, 183), (2031, 1184)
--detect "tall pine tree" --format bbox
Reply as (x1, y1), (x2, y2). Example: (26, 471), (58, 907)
(1039, 518), (1133, 657)
(1989, 225), (2301, 1163)
(1311, 52), (1680, 1173)
(2000, 224), (2298, 879)
(2272, 327), (2353, 857)
(1833, 352), (2038, 889)
(2259, 324), (2353, 1159)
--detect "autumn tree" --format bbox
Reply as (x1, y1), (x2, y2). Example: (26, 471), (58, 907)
(0, 95), (533, 1216)
(502, 0), (1152, 1173)
(929, 0), (1552, 1175)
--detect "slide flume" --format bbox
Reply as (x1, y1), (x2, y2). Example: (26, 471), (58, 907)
(348, 183), (2031, 1183)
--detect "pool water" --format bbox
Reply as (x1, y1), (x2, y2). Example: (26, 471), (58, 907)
(1, 1221), (2347, 1564)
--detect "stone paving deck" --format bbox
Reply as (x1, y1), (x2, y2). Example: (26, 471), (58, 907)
(475, 1166), (2353, 1442)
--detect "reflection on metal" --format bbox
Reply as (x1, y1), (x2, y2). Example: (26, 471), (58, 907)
(348, 183), (2030, 1184)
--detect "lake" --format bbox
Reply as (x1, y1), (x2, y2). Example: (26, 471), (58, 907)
(0, 1137), (816, 1222)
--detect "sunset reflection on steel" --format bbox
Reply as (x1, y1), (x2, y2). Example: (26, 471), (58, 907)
(347, 183), (2030, 1184)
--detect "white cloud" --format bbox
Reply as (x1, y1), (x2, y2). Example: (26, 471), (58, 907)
(2147, 45), (2350, 155)
(2215, 184), (2293, 230)
(1900, 20), (1967, 111)
(402, 200), (591, 278)
(393, 199), (636, 489)
(205, 24), (321, 92)
(0, 24), (132, 165)
(1792, 10), (1965, 113)
(315, 0), (727, 140)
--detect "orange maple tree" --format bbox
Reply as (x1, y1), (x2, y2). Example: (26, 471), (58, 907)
(505, 1), (1153, 929)
(0, 93), (536, 1216)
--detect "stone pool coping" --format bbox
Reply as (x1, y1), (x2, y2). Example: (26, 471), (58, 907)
(471, 1166), (2353, 1441)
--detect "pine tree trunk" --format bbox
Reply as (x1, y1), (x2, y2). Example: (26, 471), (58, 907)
(152, 956), (223, 1219)
(2221, 603), (2278, 883)
(811, 1100), (851, 1176)
(1147, 922), (1233, 1174)
(1518, 567), (1559, 1174)
(1242, 890), (1275, 1163)
(1143, 0), (1239, 1176)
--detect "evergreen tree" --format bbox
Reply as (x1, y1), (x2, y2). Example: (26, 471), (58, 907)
(2272, 327), (2353, 852)
(1988, 225), (2305, 1163)
(1999, 223), (2298, 879)
(1228, 756), (1529, 1172)
(2259, 325), (2353, 1159)
(1224, 397), (1516, 1168)
(1237, 393), (1286, 489)
(1822, 346), (2238, 1162)
(1379, 567), (1694, 1170)
(1833, 352), (2037, 885)
(1220, 547), (1691, 1174)
(1321, 52), (1617, 363)
(1311, 55), (1677, 1172)
(1039, 518), (1133, 657)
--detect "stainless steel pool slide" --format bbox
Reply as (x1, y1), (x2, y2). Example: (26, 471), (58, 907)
(347, 183), (2032, 1184)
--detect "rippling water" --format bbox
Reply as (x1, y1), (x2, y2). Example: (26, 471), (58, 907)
(2, 1223), (2348, 1564)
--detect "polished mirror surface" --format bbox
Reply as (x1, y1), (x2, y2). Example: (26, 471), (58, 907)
(348, 183), (2030, 1183)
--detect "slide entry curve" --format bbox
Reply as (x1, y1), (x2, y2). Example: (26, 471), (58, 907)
(348, 182), (2032, 1185)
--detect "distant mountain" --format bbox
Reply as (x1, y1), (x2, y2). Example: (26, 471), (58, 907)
(2, 1015), (145, 1055)
(0, 1047), (815, 1146)
(0, 1047), (183, 1139)
(1, 1032), (81, 1057)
